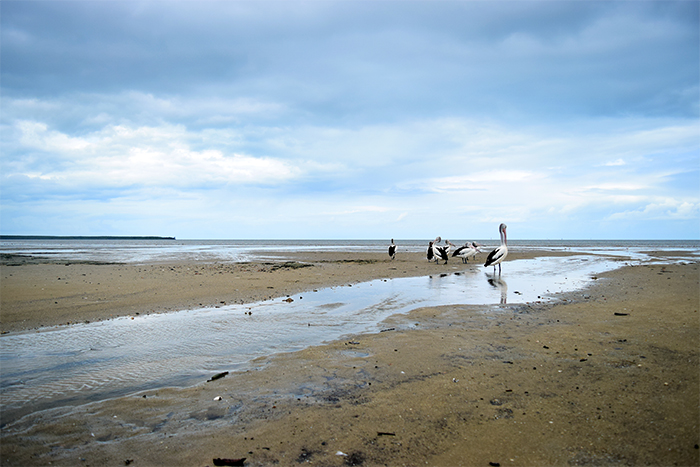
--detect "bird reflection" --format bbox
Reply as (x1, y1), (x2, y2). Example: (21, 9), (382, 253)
(487, 274), (508, 304)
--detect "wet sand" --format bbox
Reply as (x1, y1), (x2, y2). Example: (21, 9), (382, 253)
(1, 251), (698, 466)
(0, 250), (569, 333)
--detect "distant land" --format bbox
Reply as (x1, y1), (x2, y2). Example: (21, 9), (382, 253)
(0, 235), (176, 240)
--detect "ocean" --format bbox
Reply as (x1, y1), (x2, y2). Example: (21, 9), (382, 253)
(1, 237), (699, 264)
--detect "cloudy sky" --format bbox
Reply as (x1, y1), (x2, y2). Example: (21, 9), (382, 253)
(2, 1), (698, 239)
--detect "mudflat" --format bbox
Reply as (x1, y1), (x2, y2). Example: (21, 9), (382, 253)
(0, 250), (567, 333)
(0, 252), (698, 466)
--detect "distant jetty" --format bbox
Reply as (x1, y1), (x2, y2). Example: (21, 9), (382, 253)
(0, 235), (176, 240)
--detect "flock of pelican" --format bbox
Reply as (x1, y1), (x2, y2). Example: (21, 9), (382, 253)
(388, 223), (509, 274)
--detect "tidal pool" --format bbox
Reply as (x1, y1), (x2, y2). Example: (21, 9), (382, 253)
(0, 255), (623, 424)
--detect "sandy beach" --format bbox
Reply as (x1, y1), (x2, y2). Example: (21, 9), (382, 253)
(0, 250), (698, 466)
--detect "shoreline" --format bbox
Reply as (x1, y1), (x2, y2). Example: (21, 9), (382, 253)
(1, 252), (698, 466)
(1, 249), (578, 334)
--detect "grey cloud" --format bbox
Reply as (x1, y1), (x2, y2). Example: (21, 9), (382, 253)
(2, 0), (697, 124)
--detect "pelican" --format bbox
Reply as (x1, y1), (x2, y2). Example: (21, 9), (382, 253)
(388, 239), (397, 260)
(453, 242), (477, 263)
(484, 223), (508, 274)
(427, 236), (441, 262)
(433, 239), (452, 264)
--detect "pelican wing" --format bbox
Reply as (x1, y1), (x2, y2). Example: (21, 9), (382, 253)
(436, 245), (449, 261)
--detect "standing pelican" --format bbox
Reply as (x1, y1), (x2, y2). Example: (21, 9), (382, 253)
(433, 239), (451, 264)
(427, 236), (441, 262)
(388, 239), (397, 260)
(453, 242), (477, 263)
(484, 223), (508, 274)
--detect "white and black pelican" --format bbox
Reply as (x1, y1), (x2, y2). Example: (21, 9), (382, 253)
(484, 223), (508, 274)
(453, 242), (477, 263)
(388, 239), (397, 260)
(427, 236), (441, 262)
(433, 239), (451, 264)
(469, 242), (484, 261)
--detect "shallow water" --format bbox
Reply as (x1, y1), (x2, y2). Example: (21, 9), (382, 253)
(0, 255), (629, 425)
(2, 238), (698, 264)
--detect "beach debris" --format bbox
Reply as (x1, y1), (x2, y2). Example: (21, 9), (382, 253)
(377, 431), (396, 436)
(214, 396), (222, 401)
(207, 371), (229, 382)
(284, 297), (294, 302)
(489, 463), (501, 467)
(452, 378), (459, 383)
(614, 312), (629, 316)
(347, 341), (360, 345)
(380, 327), (395, 332)
(336, 451), (348, 457)
(213, 458), (246, 466)
(124, 460), (133, 466)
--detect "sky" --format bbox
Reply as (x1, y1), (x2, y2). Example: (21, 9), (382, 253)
(1, 0), (698, 240)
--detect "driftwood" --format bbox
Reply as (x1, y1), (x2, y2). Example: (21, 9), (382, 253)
(207, 371), (229, 382)
(213, 458), (246, 466)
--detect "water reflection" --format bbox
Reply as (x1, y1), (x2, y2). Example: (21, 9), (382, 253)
(486, 274), (508, 304)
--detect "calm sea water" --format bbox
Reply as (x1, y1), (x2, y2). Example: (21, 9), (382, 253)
(1, 238), (699, 263)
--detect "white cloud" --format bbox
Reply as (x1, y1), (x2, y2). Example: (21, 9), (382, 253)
(603, 158), (626, 166)
(608, 199), (700, 221)
(3, 110), (698, 238)
(323, 205), (391, 216)
(583, 182), (646, 192)
(405, 170), (542, 193)
(17, 120), (93, 152)
(10, 121), (302, 187)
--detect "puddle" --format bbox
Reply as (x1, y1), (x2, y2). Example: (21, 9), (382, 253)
(0, 255), (622, 424)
